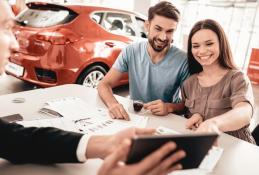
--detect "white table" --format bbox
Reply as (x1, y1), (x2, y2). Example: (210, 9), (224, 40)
(0, 84), (259, 175)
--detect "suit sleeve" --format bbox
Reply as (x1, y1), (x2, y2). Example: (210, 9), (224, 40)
(0, 119), (83, 164)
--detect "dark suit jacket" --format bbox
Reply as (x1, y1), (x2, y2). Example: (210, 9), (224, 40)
(0, 119), (83, 164)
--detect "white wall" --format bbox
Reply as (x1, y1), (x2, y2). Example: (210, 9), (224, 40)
(134, 0), (151, 16)
(174, 1), (259, 70)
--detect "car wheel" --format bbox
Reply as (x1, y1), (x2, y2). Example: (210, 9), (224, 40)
(76, 65), (107, 88)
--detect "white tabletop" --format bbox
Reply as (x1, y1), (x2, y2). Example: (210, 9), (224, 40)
(0, 84), (259, 175)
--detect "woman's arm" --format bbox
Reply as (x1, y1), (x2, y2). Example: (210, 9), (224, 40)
(197, 102), (252, 133)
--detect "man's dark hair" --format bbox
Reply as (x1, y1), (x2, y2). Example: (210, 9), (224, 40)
(148, 1), (180, 22)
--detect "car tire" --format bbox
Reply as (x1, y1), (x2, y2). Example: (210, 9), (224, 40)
(76, 65), (107, 88)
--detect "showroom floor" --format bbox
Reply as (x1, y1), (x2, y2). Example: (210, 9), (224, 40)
(1, 73), (259, 130)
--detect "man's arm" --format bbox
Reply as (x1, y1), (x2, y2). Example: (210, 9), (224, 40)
(97, 68), (129, 120)
(166, 102), (186, 114)
(0, 118), (155, 164)
(85, 128), (155, 159)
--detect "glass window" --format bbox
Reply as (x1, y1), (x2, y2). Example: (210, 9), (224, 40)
(16, 8), (77, 28)
(91, 12), (103, 24)
(135, 17), (147, 38)
(103, 12), (136, 36)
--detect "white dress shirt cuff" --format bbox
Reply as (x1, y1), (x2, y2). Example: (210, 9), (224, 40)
(76, 134), (90, 162)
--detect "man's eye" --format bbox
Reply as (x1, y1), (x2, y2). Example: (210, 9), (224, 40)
(167, 30), (174, 34)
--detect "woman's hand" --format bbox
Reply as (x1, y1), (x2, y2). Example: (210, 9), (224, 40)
(186, 113), (203, 130)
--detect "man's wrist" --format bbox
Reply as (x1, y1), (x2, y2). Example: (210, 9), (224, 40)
(107, 101), (120, 108)
(85, 135), (112, 159)
(166, 103), (174, 113)
(168, 102), (186, 114)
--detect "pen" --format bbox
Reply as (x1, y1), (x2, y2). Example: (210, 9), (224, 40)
(74, 117), (92, 124)
(39, 108), (63, 118)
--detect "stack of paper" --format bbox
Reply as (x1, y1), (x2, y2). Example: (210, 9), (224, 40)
(19, 97), (148, 135)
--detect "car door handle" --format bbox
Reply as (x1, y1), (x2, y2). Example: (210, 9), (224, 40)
(105, 42), (115, 47)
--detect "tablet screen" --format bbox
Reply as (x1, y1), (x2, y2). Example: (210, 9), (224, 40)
(126, 133), (218, 169)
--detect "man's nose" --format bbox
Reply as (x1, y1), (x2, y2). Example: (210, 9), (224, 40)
(158, 32), (167, 41)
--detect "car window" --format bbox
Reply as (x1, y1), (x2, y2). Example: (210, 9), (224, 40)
(135, 17), (147, 38)
(103, 12), (136, 36)
(16, 7), (77, 28)
(91, 12), (103, 24)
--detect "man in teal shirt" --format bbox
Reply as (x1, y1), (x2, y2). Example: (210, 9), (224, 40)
(0, 1), (186, 174)
(98, 1), (189, 120)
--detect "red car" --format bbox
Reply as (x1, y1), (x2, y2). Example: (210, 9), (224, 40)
(6, 2), (147, 88)
(247, 48), (259, 84)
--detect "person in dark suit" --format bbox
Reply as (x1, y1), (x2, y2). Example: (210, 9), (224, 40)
(0, 1), (185, 174)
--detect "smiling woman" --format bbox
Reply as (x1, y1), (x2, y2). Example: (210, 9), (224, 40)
(181, 19), (255, 143)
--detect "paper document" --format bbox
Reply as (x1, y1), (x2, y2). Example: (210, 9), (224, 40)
(155, 126), (181, 135)
(20, 97), (148, 135)
(169, 146), (223, 175)
(40, 97), (101, 119)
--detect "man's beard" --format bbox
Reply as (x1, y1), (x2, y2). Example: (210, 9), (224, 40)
(148, 37), (169, 52)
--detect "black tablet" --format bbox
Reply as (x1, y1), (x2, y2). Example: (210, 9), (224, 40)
(126, 133), (218, 169)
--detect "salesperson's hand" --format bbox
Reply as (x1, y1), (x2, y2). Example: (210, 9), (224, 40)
(98, 140), (186, 175)
(86, 128), (155, 159)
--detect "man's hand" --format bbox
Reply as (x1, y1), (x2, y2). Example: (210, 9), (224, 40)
(98, 139), (186, 175)
(86, 128), (155, 159)
(108, 103), (129, 120)
(144, 100), (170, 116)
(186, 113), (203, 130)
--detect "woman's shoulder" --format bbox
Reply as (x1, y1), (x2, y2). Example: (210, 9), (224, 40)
(228, 69), (243, 75)
(225, 69), (251, 87)
(228, 69), (248, 80)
